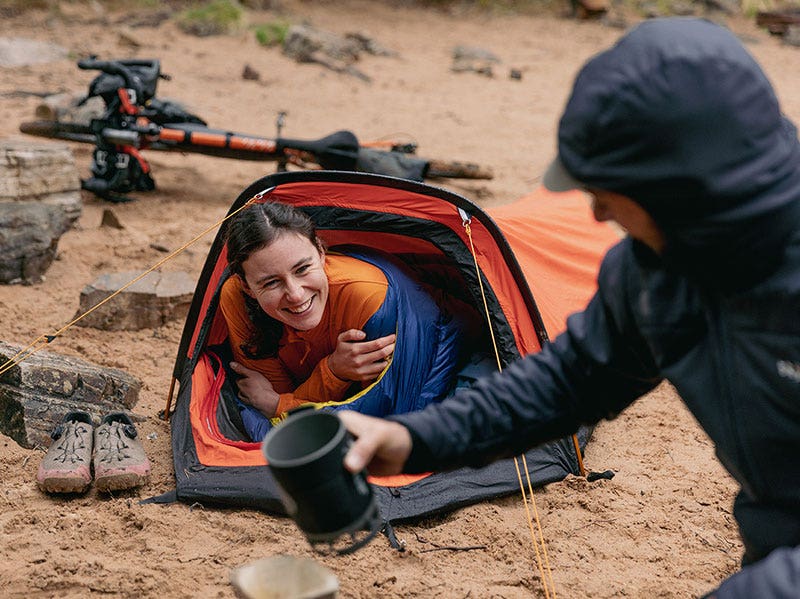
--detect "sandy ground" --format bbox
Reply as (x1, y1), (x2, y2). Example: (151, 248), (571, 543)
(1, 2), (798, 597)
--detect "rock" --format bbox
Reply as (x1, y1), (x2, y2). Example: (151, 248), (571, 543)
(75, 270), (196, 331)
(703, 0), (740, 15)
(451, 46), (500, 77)
(784, 24), (800, 46)
(283, 24), (362, 64)
(242, 64), (260, 80)
(100, 208), (125, 230)
(0, 37), (68, 67)
(0, 340), (142, 449)
(345, 32), (398, 57)
(0, 140), (82, 225)
(452, 46), (501, 63)
(0, 141), (82, 283)
(0, 202), (71, 284)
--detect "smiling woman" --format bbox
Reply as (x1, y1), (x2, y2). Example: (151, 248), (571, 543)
(218, 201), (475, 442)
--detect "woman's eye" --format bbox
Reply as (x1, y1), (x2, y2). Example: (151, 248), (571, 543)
(296, 264), (310, 275)
(262, 280), (279, 289)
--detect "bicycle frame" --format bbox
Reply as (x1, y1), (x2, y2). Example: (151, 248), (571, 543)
(19, 57), (492, 202)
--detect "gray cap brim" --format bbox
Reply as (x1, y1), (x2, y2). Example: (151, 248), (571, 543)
(542, 156), (583, 192)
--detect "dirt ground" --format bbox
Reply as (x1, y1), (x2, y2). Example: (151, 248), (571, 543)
(1, 2), (798, 597)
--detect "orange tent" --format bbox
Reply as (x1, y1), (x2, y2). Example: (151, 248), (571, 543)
(163, 172), (619, 522)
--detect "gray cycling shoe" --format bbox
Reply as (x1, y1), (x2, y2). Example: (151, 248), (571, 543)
(93, 412), (151, 492)
(36, 411), (94, 494)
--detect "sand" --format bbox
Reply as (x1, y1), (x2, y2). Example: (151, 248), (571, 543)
(1, 2), (797, 597)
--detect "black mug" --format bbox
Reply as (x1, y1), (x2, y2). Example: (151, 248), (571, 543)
(261, 408), (381, 554)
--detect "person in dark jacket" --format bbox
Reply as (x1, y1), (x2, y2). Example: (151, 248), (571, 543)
(338, 17), (800, 598)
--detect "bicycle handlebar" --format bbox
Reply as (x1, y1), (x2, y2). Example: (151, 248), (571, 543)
(77, 58), (165, 96)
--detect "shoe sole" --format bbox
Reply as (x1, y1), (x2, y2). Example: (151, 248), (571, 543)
(94, 472), (150, 492)
(37, 475), (91, 494)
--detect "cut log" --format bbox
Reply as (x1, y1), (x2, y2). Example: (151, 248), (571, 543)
(756, 9), (800, 35)
(34, 93), (105, 124)
(75, 270), (196, 331)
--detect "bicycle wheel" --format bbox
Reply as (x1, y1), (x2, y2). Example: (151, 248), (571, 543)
(425, 159), (493, 180)
(19, 120), (96, 144)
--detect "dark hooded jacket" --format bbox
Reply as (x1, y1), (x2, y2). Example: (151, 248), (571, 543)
(389, 18), (800, 598)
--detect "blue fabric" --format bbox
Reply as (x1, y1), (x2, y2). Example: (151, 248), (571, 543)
(239, 399), (273, 441)
(239, 249), (472, 442)
(325, 249), (470, 417)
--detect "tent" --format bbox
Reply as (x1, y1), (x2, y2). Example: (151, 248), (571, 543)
(164, 171), (619, 528)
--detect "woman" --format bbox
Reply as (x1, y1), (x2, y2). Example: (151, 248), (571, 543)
(220, 201), (476, 442)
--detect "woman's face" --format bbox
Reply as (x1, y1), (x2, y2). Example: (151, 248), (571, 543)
(240, 231), (329, 331)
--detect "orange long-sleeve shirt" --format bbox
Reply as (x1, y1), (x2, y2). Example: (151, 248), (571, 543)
(219, 254), (389, 415)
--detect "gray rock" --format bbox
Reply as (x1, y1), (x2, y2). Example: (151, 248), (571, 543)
(0, 202), (71, 284)
(784, 25), (800, 47)
(0, 141), (82, 283)
(0, 37), (68, 67)
(0, 341), (142, 448)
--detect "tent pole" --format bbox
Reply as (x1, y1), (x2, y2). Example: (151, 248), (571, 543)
(162, 376), (177, 422)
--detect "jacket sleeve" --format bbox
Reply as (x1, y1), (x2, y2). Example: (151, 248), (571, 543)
(707, 546), (800, 598)
(390, 246), (663, 473)
(274, 357), (352, 414)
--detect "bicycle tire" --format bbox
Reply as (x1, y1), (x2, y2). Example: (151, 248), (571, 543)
(425, 159), (493, 180)
(19, 120), (97, 144)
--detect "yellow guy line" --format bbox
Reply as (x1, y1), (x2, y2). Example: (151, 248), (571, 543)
(0, 195), (261, 378)
(462, 213), (557, 599)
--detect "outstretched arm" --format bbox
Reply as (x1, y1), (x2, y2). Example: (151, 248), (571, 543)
(339, 410), (411, 475)
(340, 258), (663, 475)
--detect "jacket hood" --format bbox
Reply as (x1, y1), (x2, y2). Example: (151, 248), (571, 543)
(558, 18), (800, 290)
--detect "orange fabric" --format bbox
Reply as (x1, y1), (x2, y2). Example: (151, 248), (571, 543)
(219, 254), (388, 415)
(266, 181), (545, 355)
(488, 186), (621, 340)
(189, 353), (265, 465)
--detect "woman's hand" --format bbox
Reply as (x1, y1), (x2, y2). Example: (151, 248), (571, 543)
(328, 329), (397, 382)
(230, 362), (280, 418)
(338, 410), (412, 476)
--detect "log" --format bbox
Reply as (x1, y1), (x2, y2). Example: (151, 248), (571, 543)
(75, 270), (196, 331)
(34, 93), (105, 124)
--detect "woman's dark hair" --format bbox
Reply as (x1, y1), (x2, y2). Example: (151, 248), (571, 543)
(225, 202), (324, 358)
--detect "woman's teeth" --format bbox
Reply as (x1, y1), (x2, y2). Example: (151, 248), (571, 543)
(287, 298), (313, 314)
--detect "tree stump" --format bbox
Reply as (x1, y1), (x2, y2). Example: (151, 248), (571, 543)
(0, 341), (142, 449)
(0, 140), (82, 283)
(75, 270), (196, 331)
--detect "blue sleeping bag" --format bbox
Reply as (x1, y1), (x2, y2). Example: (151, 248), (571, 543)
(238, 248), (473, 442)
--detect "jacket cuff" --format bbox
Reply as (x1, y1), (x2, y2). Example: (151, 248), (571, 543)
(387, 414), (437, 474)
(319, 357), (352, 393)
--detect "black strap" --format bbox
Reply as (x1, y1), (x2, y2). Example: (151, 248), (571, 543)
(139, 489), (178, 505)
(381, 521), (405, 552)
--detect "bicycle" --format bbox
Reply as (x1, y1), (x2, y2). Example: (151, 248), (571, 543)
(19, 58), (494, 203)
